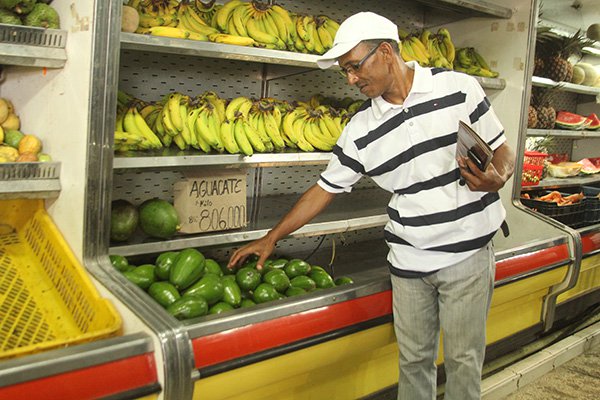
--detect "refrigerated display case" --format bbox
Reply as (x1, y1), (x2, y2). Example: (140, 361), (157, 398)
(1, 0), (598, 399)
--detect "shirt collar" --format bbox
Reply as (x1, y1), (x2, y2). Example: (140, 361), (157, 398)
(371, 61), (434, 119)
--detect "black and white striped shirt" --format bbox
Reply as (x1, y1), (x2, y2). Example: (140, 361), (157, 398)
(318, 62), (506, 274)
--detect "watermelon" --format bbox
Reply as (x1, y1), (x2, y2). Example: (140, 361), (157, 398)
(554, 111), (588, 130)
(585, 113), (600, 131)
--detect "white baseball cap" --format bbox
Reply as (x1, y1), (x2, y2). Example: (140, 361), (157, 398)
(317, 12), (400, 69)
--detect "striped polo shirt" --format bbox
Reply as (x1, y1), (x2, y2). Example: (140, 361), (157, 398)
(318, 61), (506, 275)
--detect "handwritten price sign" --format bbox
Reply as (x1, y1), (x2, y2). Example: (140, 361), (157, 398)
(174, 170), (247, 234)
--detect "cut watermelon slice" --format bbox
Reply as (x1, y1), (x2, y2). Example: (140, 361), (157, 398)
(554, 111), (588, 130)
(578, 158), (600, 174)
(585, 113), (600, 131)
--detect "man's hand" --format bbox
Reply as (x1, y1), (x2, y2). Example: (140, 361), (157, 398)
(228, 234), (276, 271)
(457, 156), (505, 192)
(458, 142), (515, 192)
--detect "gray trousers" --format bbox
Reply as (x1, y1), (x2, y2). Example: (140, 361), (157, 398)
(391, 243), (495, 400)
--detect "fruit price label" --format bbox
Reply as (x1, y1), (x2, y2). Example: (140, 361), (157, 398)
(174, 169), (247, 234)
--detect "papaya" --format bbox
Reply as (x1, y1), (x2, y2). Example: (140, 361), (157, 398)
(183, 273), (224, 305)
(167, 295), (208, 320)
(148, 281), (181, 307)
(18, 134), (42, 155)
(110, 199), (139, 242)
(138, 198), (180, 239)
(155, 251), (180, 281)
(169, 248), (206, 290)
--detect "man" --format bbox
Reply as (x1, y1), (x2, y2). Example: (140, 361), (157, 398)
(228, 11), (515, 400)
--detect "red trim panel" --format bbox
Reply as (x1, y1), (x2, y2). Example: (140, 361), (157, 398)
(193, 291), (392, 369)
(495, 243), (569, 281)
(582, 231), (600, 254)
(0, 353), (158, 400)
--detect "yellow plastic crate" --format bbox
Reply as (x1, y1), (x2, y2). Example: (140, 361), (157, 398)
(0, 199), (121, 359)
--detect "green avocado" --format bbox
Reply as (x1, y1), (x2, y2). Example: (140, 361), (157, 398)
(222, 276), (242, 307)
(169, 248), (206, 290)
(310, 269), (335, 289)
(183, 273), (224, 305)
(148, 281), (181, 307)
(123, 264), (156, 290)
(155, 251), (180, 280)
(253, 283), (279, 304)
(263, 269), (290, 293)
(240, 298), (256, 308)
(167, 295), (208, 320)
(285, 286), (307, 297)
(236, 266), (261, 292)
(289, 275), (316, 292)
(209, 301), (235, 315)
(334, 276), (354, 286)
(284, 259), (311, 278)
(109, 254), (129, 272)
(204, 259), (224, 277)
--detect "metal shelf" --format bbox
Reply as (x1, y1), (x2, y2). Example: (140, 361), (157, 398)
(522, 174), (600, 190)
(527, 128), (600, 138)
(113, 148), (332, 169)
(531, 76), (600, 96)
(120, 32), (321, 68)
(109, 188), (390, 257)
(0, 162), (61, 199)
(0, 24), (67, 68)
(475, 76), (506, 90)
(413, 0), (512, 18)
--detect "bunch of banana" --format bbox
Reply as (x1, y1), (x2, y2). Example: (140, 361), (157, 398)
(400, 34), (431, 66)
(132, 0), (179, 33)
(190, 0), (218, 25)
(280, 101), (345, 152)
(176, 1), (219, 40)
(115, 104), (163, 152)
(292, 14), (339, 54)
(454, 47), (499, 78)
(421, 29), (453, 69)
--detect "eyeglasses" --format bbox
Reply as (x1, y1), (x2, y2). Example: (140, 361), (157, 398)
(339, 43), (382, 77)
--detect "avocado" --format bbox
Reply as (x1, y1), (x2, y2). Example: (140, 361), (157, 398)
(183, 273), (224, 305)
(284, 259), (311, 278)
(263, 269), (290, 293)
(253, 283), (279, 304)
(110, 199), (139, 242)
(0, 8), (21, 25)
(236, 266), (261, 292)
(209, 301), (234, 315)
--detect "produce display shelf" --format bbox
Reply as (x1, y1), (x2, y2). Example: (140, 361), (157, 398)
(532, 76), (600, 96)
(113, 149), (331, 169)
(527, 129), (600, 138)
(119, 32), (506, 90)
(109, 188), (390, 257)
(0, 24), (67, 68)
(413, 0), (512, 18)
(120, 32), (321, 68)
(0, 162), (61, 199)
(538, 20), (600, 56)
(521, 174), (600, 190)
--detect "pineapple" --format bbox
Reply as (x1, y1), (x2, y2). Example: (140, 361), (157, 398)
(532, 87), (556, 129)
(528, 105), (538, 128)
(535, 28), (593, 82)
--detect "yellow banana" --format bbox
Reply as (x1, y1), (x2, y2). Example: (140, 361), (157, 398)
(307, 18), (324, 54)
(456, 48), (473, 68)
(322, 17), (339, 41)
(206, 107), (225, 152)
(292, 117), (316, 152)
(322, 113), (342, 139)
(203, 92), (226, 122)
(271, 5), (296, 41)
(317, 24), (333, 50)
(420, 29), (433, 46)
(437, 28), (455, 64)
(208, 33), (256, 46)
(267, 9), (290, 47)
(138, 13), (165, 28)
(172, 133), (187, 150)
(401, 40), (418, 63)
(470, 48), (491, 70)
(220, 119), (240, 154)
(304, 119), (333, 151)
(247, 17), (282, 47)
(409, 37), (430, 65)
(161, 105), (179, 136)
(295, 15), (310, 41)
(262, 111), (285, 150)
(148, 26), (190, 39)
(215, 0), (243, 32)
(166, 93), (183, 132)
(237, 98), (253, 119)
(262, 10), (285, 42)
(178, 104), (195, 148)
(225, 96), (252, 120)
(231, 3), (250, 37)
(132, 107), (162, 148)
(114, 130), (142, 145)
(115, 112), (125, 132)
(227, 16), (241, 36)
(241, 118), (267, 152)
(195, 106), (221, 151)
(187, 108), (211, 152)
(179, 7), (220, 36)
(233, 118), (254, 156)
